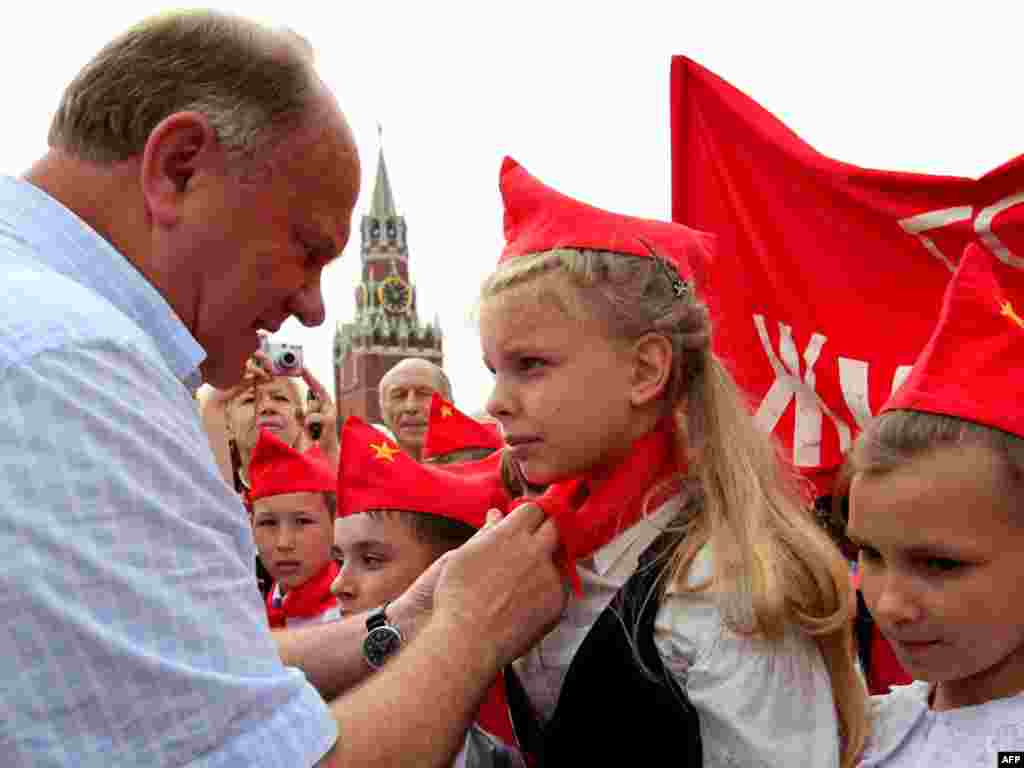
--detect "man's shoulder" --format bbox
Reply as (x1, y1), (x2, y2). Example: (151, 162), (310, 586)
(0, 257), (150, 372)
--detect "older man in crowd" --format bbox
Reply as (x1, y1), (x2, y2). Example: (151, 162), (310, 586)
(0, 11), (564, 768)
(379, 357), (452, 461)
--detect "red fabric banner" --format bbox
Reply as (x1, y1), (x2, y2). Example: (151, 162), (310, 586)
(670, 55), (1024, 496)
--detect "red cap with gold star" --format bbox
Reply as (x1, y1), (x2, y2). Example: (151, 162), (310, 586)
(338, 416), (504, 527)
(498, 156), (714, 277)
(422, 393), (505, 460)
(883, 241), (1024, 438)
(431, 448), (512, 509)
(249, 428), (337, 503)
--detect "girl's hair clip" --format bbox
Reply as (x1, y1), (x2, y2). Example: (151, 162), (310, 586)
(636, 237), (688, 299)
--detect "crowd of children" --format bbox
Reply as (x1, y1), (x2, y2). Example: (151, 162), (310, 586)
(226, 156), (1023, 767)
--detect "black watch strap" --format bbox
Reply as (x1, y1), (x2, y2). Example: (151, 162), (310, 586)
(366, 600), (392, 632)
(363, 601), (403, 670)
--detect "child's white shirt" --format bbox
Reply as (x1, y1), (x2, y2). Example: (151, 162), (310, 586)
(513, 493), (840, 768)
(654, 537), (840, 768)
(859, 681), (1024, 767)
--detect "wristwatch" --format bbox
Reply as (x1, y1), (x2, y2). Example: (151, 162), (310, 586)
(363, 601), (404, 670)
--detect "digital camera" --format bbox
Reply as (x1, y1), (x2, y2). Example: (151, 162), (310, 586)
(259, 338), (304, 377)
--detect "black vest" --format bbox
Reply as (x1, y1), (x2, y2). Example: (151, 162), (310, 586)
(505, 536), (702, 766)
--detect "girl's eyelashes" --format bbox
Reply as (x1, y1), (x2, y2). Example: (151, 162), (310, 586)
(518, 356), (547, 372)
(920, 556), (966, 574)
(856, 544), (881, 563)
(856, 543), (968, 575)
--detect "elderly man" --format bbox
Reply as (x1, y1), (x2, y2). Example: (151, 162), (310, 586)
(379, 357), (452, 461)
(0, 11), (564, 768)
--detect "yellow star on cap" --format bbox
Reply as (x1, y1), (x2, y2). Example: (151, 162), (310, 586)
(370, 441), (401, 462)
(441, 405), (454, 418)
(1000, 300), (1024, 330)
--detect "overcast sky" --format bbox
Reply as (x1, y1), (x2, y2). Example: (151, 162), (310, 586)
(4, 2), (1021, 415)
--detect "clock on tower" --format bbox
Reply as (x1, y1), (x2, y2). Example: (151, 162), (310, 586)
(378, 275), (412, 314)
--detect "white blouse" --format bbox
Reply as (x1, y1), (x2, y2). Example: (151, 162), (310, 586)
(514, 494), (841, 768)
(858, 681), (1024, 767)
(654, 543), (840, 768)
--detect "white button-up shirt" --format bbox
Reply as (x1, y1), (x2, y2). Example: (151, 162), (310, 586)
(0, 176), (336, 767)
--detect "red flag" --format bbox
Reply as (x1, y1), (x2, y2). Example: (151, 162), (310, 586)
(670, 55), (1024, 496)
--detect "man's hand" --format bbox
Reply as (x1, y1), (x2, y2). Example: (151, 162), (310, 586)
(431, 503), (566, 671)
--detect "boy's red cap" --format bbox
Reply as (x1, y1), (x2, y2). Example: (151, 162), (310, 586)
(431, 448), (512, 509)
(249, 429), (336, 501)
(498, 156), (714, 275)
(422, 392), (505, 460)
(339, 416), (503, 528)
(883, 241), (1024, 438)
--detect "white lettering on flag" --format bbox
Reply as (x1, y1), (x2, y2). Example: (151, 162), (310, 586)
(891, 365), (913, 396)
(838, 357), (871, 430)
(840, 359), (916, 428)
(898, 206), (973, 272)
(753, 315), (852, 467)
(975, 191), (1024, 270)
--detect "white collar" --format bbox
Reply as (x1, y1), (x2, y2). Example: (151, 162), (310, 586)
(589, 494), (684, 577)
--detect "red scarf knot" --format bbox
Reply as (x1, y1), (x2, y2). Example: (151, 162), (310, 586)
(511, 418), (685, 596)
(265, 560), (340, 629)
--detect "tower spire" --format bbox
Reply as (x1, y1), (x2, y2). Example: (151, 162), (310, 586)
(371, 123), (397, 219)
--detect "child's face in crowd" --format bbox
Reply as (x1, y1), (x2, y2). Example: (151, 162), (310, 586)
(330, 514), (442, 616)
(229, 379), (304, 453)
(848, 442), (1024, 707)
(480, 280), (637, 486)
(251, 492), (334, 592)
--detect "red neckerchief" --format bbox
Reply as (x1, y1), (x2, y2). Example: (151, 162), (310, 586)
(510, 419), (684, 595)
(265, 560), (340, 629)
(475, 675), (517, 752)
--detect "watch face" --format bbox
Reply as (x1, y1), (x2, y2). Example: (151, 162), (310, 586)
(378, 275), (412, 314)
(364, 625), (403, 669)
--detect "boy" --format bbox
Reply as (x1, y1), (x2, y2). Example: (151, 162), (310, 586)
(249, 428), (340, 628)
(335, 417), (524, 768)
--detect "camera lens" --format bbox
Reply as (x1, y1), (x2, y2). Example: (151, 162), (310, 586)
(281, 352), (297, 367)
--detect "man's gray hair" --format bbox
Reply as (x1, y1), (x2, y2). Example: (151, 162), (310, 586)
(48, 10), (319, 164)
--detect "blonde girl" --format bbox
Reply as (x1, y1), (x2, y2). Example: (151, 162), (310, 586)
(479, 157), (866, 768)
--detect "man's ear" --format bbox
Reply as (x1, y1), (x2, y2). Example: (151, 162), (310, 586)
(629, 333), (673, 407)
(140, 111), (222, 227)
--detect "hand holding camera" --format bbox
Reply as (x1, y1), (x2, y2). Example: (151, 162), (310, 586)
(259, 337), (304, 377)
